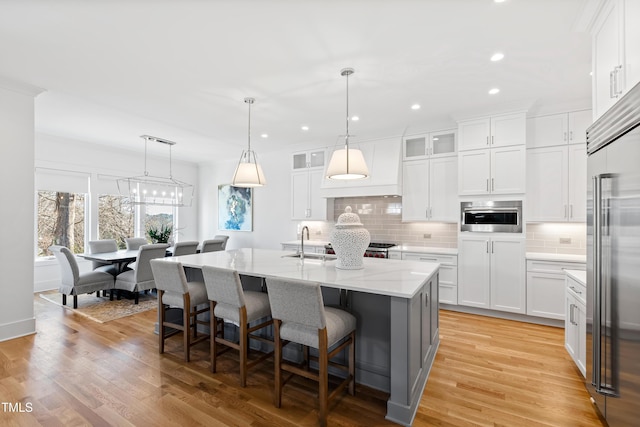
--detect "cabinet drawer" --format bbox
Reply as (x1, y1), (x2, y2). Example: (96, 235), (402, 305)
(566, 276), (586, 306)
(526, 260), (585, 274)
(388, 251), (401, 260)
(402, 252), (457, 265)
(439, 283), (457, 305)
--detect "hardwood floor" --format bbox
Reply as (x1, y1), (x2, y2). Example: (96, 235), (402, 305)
(0, 297), (604, 426)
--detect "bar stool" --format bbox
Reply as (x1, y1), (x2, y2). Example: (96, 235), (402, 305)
(150, 259), (210, 362)
(201, 265), (273, 387)
(265, 277), (356, 427)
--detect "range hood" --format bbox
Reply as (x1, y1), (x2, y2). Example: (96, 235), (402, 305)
(319, 137), (402, 198)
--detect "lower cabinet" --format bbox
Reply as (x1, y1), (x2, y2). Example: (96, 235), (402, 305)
(565, 273), (586, 377)
(401, 252), (458, 304)
(526, 259), (585, 320)
(281, 243), (327, 254)
(458, 235), (526, 314)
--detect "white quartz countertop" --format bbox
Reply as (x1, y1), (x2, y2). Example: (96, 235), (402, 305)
(165, 248), (439, 299)
(565, 269), (587, 286)
(281, 240), (330, 248)
(389, 245), (458, 255)
(526, 252), (586, 264)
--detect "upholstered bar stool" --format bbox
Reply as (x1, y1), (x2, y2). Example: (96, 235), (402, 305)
(201, 237), (228, 253)
(265, 277), (356, 427)
(150, 259), (210, 362)
(201, 265), (273, 387)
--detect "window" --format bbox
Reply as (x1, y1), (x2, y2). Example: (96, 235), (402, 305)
(37, 191), (86, 257)
(98, 195), (135, 249)
(143, 205), (175, 243)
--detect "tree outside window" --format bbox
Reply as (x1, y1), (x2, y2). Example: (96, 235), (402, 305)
(98, 195), (134, 249)
(37, 191), (86, 257)
(144, 205), (174, 243)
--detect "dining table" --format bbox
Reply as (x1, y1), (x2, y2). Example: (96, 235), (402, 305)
(78, 249), (140, 274)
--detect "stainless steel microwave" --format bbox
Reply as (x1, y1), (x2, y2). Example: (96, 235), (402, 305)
(460, 200), (522, 233)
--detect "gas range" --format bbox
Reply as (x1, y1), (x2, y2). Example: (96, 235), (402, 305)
(325, 242), (397, 258)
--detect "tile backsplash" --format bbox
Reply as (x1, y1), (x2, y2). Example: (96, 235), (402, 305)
(525, 222), (587, 255)
(299, 196), (587, 254)
(302, 196), (458, 248)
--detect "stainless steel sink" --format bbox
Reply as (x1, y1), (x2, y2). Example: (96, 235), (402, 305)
(282, 252), (336, 262)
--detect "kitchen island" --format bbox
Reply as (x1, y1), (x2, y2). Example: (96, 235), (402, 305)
(164, 248), (440, 426)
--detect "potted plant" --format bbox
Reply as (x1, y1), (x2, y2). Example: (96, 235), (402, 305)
(147, 224), (173, 244)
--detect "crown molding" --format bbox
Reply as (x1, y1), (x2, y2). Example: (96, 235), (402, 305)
(0, 75), (45, 97)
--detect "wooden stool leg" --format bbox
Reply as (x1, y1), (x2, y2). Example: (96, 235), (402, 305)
(274, 320), (282, 408)
(183, 294), (191, 362)
(349, 331), (356, 395)
(239, 307), (248, 387)
(318, 329), (329, 427)
(158, 290), (165, 354)
(210, 301), (217, 373)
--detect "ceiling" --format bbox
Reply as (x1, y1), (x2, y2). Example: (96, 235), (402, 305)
(0, 0), (593, 163)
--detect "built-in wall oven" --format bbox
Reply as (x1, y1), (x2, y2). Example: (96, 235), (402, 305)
(460, 200), (522, 233)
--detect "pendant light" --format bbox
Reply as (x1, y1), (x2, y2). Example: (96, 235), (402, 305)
(117, 135), (194, 207)
(232, 97), (267, 187)
(326, 68), (369, 180)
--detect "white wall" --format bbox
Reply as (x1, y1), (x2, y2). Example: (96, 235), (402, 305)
(0, 78), (43, 341)
(34, 133), (200, 291)
(199, 147), (297, 249)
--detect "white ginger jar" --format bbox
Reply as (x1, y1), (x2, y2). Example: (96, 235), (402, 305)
(330, 206), (370, 270)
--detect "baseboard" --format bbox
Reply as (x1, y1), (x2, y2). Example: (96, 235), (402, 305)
(440, 304), (565, 328)
(0, 317), (36, 342)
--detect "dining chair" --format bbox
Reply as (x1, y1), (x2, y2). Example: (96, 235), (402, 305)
(114, 243), (168, 304)
(124, 237), (148, 251)
(201, 236), (228, 253)
(49, 245), (115, 309)
(265, 277), (356, 427)
(201, 265), (273, 387)
(213, 235), (229, 250)
(88, 239), (118, 278)
(150, 259), (210, 362)
(172, 240), (199, 257)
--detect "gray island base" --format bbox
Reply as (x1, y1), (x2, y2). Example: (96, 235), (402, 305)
(160, 248), (439, 426)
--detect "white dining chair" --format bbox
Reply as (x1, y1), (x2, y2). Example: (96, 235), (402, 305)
(115, 243), (168, 304)
(49, 245), (115, 309)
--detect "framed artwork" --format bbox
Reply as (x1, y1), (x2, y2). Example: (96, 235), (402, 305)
(218, 184), (253, 231)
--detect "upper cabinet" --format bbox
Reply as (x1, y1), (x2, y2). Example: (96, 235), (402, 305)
(592, 0), (640, 120)
(403, 129), (456, 160)
(526, 110), (592, 148)
(292, 149), (325, 170)
(457, 112), (526, 196)
(291, 149), (333, 221)
(458, 112), (526, 151)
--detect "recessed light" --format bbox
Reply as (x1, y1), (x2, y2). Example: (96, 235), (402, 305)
(488, 88), (500, 95)
(301, 125), (309, 131)
(351, 116), (359, 121)
(494, 0), (506, 3)
(490, 52), (504, 62)
(411, 104), (421, 110)
(260, 133), (268, 138)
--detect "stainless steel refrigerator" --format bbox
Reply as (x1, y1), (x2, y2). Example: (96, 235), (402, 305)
(587, 82), (640, 426)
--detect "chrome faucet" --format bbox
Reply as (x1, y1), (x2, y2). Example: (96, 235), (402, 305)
(300, 226), (310, 261)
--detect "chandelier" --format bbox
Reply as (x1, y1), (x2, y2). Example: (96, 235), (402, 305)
(117, 135), (194, 207)
(232, 97), (267, 187)
(326, 68), (369, 180)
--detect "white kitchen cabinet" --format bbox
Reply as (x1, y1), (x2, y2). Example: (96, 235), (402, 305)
(281, 243), (327, 254)
(458, 112), (526, 151)
(402, 155), (457, 222)
(565, 273), (586, 377)
(526, 144), (586, 222)
(526, 260), (585, 320)
(291, 149), (333, 220)
(458, 145), (525, 196)
(292, 149), (325, 170)
(401, 252), (458, 304)
(526, 110), (592, 148)
(592, 0), (640, 120)
(458, 235), (525, 314)
(403, 129), (456, 160)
